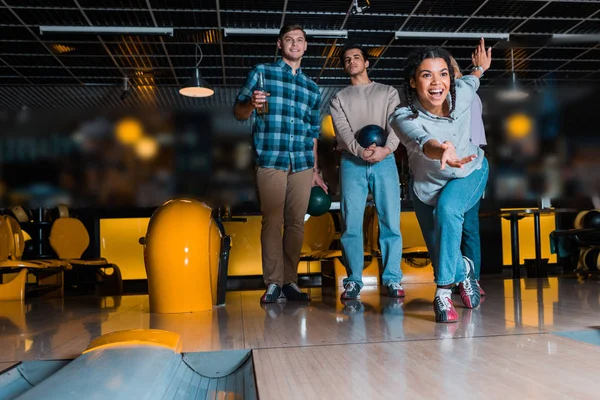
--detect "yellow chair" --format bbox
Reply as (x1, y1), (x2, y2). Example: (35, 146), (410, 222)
(4, 215), (71, 270)
(301, 213), (336, 258)
(0, 216), (64, 301)
(0, 216), (26, 301)
(48, 217), (122, 295)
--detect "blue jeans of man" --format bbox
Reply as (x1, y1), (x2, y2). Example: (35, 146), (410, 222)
(340, 152), (402, 288)
(411, 158), (489, 286)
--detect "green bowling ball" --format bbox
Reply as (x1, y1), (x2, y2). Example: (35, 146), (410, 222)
(307, 186), (331, 217)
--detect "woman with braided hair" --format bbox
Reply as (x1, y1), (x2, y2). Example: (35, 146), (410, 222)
(389, 39), (492, 323)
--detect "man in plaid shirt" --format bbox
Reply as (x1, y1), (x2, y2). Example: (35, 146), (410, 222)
(234, 24), (328, 304)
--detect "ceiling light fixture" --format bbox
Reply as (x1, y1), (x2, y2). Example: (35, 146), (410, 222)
(394, 31), (509, 41)
(497, 48), (529, 101)
(39, 26), (173, 36)
(223, 28), (348, 39)
(551, 33), (600, 43)
(179, 44), (214, 98)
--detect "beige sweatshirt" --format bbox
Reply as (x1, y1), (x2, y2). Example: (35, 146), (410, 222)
(329, 81), (401, 158)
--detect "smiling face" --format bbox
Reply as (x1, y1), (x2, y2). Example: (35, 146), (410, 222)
(342, 48), (369, 77)
(410, 57), (451, 115)
(277, 29), (307, 62)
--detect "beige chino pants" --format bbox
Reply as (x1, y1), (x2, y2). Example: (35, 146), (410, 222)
(255, 166), (313, 287)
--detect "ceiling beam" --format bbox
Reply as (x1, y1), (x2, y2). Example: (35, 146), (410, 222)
(493, 4), (600, 85)
(440, 0), (490, 48)
(368, 0), (425, 73)
(0, 0), (84, 85)
(4, 52), (599, 63)
(315, 0), (355, 83)
(279, 0), (289, 28)
(536, 43), (600, 81)
(72, 0), (127, 82)
(145, 0), (180, 86)
(485, 1), (553, 85)
(216, 0), (227, 85)
(0, 56), (33, 84)
(3, 4), (600, 22)
(275, 0), (289, 61)
(1, 38), (595, 52)
(581, 66), (600, 80)
(2, 67), (595, 77)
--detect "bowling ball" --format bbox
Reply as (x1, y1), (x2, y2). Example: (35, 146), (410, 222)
(307, 186), (331, 217)
(357, 124), (386, 148)
(23, 240), (36, 258)
(583, 210), (600, 229)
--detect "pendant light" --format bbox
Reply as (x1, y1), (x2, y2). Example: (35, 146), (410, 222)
(179, 44), (214, 97)
(497, 48), (529, 101)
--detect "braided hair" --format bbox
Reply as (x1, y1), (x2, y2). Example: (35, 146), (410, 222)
(403, 46), (457, 119)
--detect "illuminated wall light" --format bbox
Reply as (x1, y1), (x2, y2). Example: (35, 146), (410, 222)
(138, 84), (156, 92)
(327, 46), (343, 60)
(367, 47), (384, 58)
(203, 29), (220, 44)
(115, 118), (144, 145)
(135, 136), (159, 160)
(505, 113), (533, 139)
(51, 44), (76, 54)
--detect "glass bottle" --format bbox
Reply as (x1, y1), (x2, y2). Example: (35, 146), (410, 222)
(256, 71), (268, 115)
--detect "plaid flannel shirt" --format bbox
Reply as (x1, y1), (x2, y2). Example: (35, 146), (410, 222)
(236, 59), (321, 173)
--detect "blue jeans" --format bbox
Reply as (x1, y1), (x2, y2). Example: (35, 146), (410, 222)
(412, 158), (489, 286)
(462, 199), (482, 280)
(340, 152), (402, 288)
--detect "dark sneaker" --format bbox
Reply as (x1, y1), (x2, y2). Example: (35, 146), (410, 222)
(478, 281), (485, 296)
(282, 283), (310, 301)
(387, 282), (405, 298)
(260, 283), (286, 303)
(433, 294), (459, 323)
(341, 281), (361, 300)
(458, 257), (481, 309)
(453, 281), (484, 295)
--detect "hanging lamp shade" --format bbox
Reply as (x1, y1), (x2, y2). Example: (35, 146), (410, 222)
(497, 49), (529, 101)
(497, 71), (530, 101)
(179, 68), (214, 97)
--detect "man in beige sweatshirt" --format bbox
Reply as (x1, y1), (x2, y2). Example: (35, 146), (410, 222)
(329, 44), (404, 301)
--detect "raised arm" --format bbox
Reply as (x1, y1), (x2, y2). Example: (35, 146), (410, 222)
(233, 66), (269, 121)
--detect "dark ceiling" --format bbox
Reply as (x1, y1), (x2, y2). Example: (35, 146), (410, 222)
(0, 0), (599, 109)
